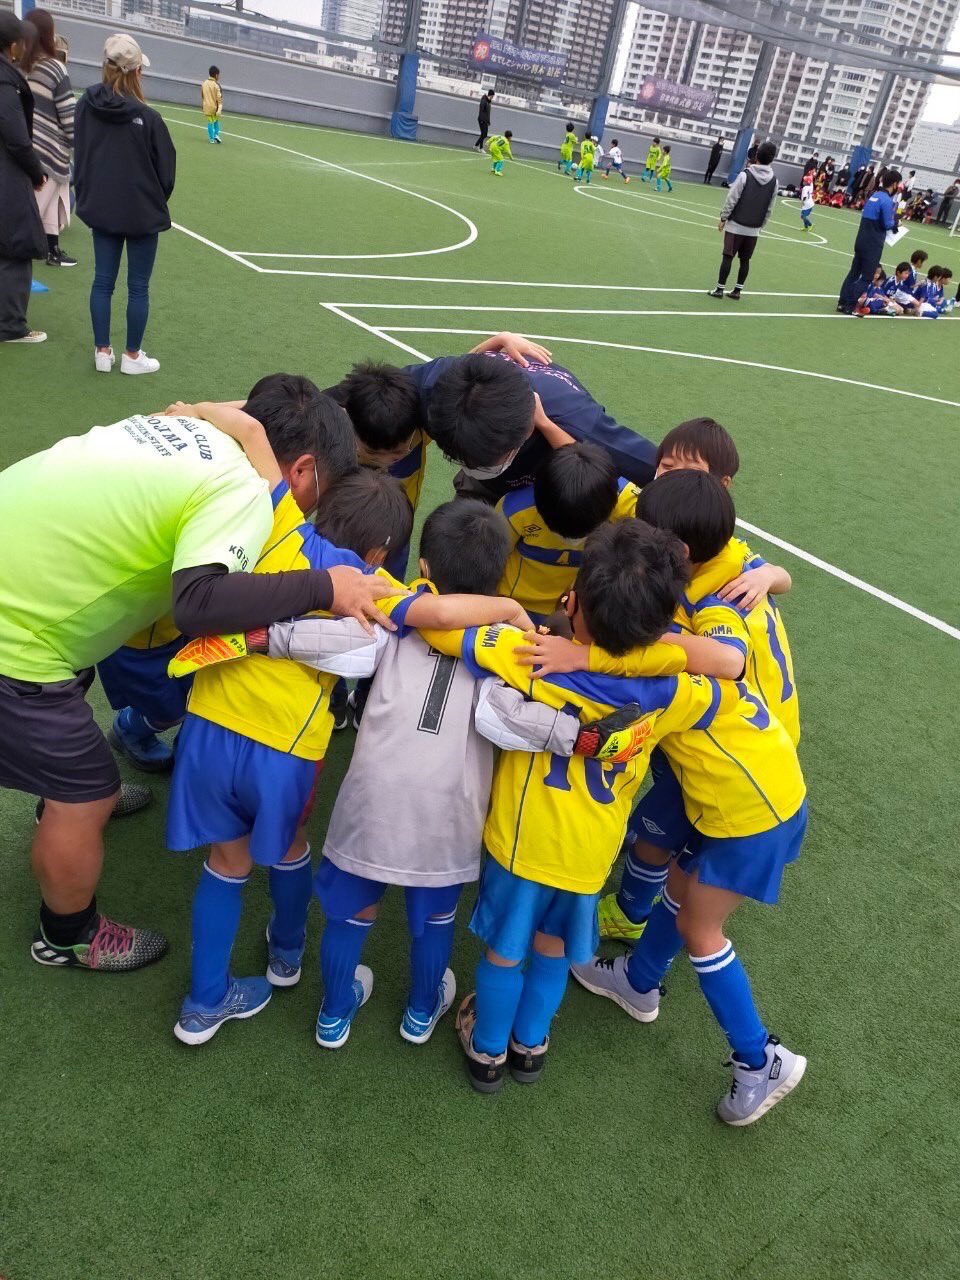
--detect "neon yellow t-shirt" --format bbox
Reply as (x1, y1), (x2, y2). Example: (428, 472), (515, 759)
(496, 478), (642, 620)
(421, 623), (733, 893)
(0, 415), (272, 683)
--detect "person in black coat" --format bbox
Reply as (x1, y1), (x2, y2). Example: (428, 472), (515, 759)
(74, 33), (175, 375)
(704, 136), (723, 183)
(474, 89), (493, 151)
(0, 12), (49, 344)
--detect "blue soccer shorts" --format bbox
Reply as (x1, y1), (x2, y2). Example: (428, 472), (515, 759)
(313, 858), (463, 937)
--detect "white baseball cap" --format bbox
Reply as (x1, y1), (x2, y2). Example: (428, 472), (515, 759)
(103, 33), (150, 72)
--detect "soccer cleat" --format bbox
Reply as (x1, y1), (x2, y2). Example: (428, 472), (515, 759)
(456, 992), (507, 1093)
(31, 913), (168, 972)
(108, 707), (173, 773)
(265, 920), (304, 988)
(570, 954), (661, 1022)
(330, 679), (349, 731)
(708, 287), (725, 299)
(597, 893), (647, 943)
(347, 686), (368, 731)
(167, 630), (266, 678)
(508, 1035), (548, 1084)
(35, 782), (152, 825)
(121, 350), (160, 375)
(400, 967), (456, 1045)
(174, 976), (273, 1045)
(315, 964), (373, 1049)
(94, 347), (115, 372)
(727, 287), (742, 301)
(2, 330), (47, 343)
(716, 1037), (807, 1126)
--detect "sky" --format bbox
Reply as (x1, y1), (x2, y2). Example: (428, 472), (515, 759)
(246, 0), (960, 124)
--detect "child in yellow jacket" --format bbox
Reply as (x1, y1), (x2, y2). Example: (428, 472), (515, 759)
(201, 66), (223, 144)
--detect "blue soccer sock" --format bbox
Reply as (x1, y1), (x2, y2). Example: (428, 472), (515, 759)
(512, 951), (570, 1048)
(575, 166), (583, 180)
(473, 955), (525, 1057)
(626, 888), (683, 992)
(409, 908), (456, 1016)
(690, 942), (768, 1069)
(319, 916), (373, 1018)
(267, 845), (312, 952)
(190, 862), (248, 1006)
(617, 849), (669, 924)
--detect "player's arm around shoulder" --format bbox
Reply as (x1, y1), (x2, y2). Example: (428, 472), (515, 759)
(418, 622), (534, 694)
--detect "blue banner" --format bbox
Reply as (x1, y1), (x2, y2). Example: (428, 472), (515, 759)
(470, 32), (567, 87)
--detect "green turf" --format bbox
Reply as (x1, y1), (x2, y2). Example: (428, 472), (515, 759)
(1, 108), (959, 1280)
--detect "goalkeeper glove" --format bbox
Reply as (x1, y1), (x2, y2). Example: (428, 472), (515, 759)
(573, 703), (654, 764)
(167, 628), (268, 679)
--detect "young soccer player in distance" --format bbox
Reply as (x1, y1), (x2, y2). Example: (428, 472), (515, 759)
(602, 139), (629, 182)
(488, 130), (513, 176)
(421, 520), (749, 1093)
(641, 136), (662, 182)
(558, 121), (577, 174)
(574, 134), (596, 184)
(201, 65), (222, 144)
(882, 262), (922, 316)
(656, 146), (673, 193)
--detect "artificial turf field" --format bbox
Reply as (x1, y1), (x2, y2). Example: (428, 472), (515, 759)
(2, 104), (960, 1280)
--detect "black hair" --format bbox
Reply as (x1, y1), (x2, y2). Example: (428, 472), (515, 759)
(209, 65), (219, 76)
(757, 140), (777, 164)
(504, 130), (513, 138)
(940, 267), (953, 280)
(419, 499), (512, 595)
(656, 417), (739, 479)
(244, 373), (356, 482)
(883, 168), (902, 189)
(637, 470), (736, 564)
(652, 136), (660, 143)
(533, 442), (618, 539)
(927, 264), (942, 280)
(328, 361), (420, 452)
(486, 90), (495, 97)
(911, 249), (929, 266)
(566, 120), (574, 130)
(663, 145), (671, 153)
(611, 137), (619, 145)
(0, 11), (24, 51)
(314, 467), (413, 561)
(895, 261), (911, 274)
(575, 520), (689, 654)
(427, 354), (534, 470)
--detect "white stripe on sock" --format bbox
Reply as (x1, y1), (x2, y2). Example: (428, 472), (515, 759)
(202, 861), (250, 886)
(662, 889), (681, 916)
(690, 944), (736, 974)
(626, 855), (669, 883)
(274, 844), (312, 872)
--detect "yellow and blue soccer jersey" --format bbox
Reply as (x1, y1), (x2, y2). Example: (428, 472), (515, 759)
(420, 622), (736, 894)
(388, 429), (430, 511)
(186, 482), (414, 761)
(497, 478), (640, 620)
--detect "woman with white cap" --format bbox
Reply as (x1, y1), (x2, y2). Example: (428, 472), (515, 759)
(74, 33), (175, 374)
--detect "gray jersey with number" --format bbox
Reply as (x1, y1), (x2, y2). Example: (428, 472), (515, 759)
(322, 631), (493, 888)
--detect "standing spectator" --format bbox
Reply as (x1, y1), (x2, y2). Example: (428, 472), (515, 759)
(936, 180), (959, 225)
(804, 148), (819, 175)
(746, 137), (759, 165)
(836, 167), (901, 314)
(22, 8), (75, 268)
(75, 34), (175, 375)
(474, 88), (494, 151)
(902, 169), (916, 197)
(836, 161), (850, 191)
(709, 139), (779, 301)
(0, 11), (47, 345)
(704, 136), (723, 184)
(201, 64), (222, 144)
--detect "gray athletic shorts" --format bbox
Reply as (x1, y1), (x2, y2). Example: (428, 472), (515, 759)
(0, 668), (120, 803)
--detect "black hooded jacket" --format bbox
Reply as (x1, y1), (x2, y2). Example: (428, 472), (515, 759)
(74, 83), (176, 236)
(0, 53), (46, 260)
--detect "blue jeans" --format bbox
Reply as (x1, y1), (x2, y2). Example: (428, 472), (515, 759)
(90, 230), (159, 351)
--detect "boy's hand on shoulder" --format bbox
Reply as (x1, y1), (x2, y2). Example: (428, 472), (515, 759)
(470, 331), (553, 368)
(718, 563), (786, 611)
(328, 565), (411, 635)
(502, 601), (536, 633)
(515, 631), (587, 677)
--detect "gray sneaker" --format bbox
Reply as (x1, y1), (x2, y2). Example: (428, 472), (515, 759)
(570, 954), (661, 1022)
(717, 1037), (807, 1126)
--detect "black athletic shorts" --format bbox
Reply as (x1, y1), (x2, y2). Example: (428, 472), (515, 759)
(723, 231), (758, 260)
(0, 668), (120, 803)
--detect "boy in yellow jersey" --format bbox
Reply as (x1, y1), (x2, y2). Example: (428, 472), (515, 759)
(419, 520), (752, 1093)
(166, 409), (539, 1047)
(487, 130), (513, 175)
(201, 65), (223, 144)
(641, 136), (661, 182)
(574, 134), (597, 184)
(558, 121), (578, 174)
(655, 145), (673, 192)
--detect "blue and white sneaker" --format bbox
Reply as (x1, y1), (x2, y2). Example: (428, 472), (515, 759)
(174, 976), (273, 1046)
(265, 920), (304, 988)
(716, 1037), (807, 1126)
(570, 954), (661, 1022)
(108, 707), (173, 773)
(400, 967), (456, 1045)
(315, 964), (373, 1049)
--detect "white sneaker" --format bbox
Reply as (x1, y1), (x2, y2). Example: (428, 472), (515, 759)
(94, 347), (115, 373)
(716, 1037), (807, 1126)
(3, 330), (47, 344)
(121, 350), (160, 375)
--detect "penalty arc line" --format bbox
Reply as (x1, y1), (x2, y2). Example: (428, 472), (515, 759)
(320, 306), (960, 642)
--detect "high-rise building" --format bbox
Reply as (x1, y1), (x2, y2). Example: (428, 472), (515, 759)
(321, 0), (385, 41)
(617, 0), (960, 165)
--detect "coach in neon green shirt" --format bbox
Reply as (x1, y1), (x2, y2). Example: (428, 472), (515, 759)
(0, 384), (400, 974)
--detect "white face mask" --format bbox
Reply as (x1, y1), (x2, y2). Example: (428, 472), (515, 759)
(460, 448), (519, 481)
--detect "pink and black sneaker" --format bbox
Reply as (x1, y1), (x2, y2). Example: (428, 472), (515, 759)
(31, 914), (168, 972)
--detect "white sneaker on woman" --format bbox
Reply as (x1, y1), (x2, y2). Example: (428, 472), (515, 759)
(121, 350), (160, 375)
(94, 347), (115, 372)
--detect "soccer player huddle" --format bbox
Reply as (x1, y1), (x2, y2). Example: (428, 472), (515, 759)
(99, 336), (807, 1126)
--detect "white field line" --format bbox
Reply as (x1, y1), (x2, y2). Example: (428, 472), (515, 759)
(335, 303), (849, 320)
(164, 117), (477, 261)
(171, 222), (262, 271)
(321, 303), (433, 360)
